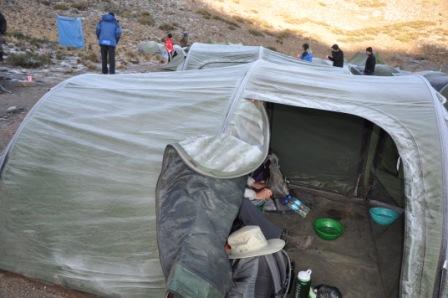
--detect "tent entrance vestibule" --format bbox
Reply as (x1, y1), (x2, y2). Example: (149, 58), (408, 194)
(266, 103), (404, 297)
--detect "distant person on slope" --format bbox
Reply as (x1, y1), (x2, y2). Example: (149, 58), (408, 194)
(364, 47), (376, 75)
(96, 12), (122, 74)
(298, 43), (313, 62)
(328, 44), (344, 68)
(0, 11), (7, 62)
(164, 33), (177, 62)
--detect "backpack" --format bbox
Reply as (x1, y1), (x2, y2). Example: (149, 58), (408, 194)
(228, 250), (293, 298)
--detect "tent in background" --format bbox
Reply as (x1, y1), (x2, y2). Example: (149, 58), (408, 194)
(180, 42), (352, 74)
(349, 63), (401, 76)
(138, 41), (186, 71)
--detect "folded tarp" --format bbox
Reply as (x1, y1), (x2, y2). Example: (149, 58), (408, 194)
(56, 16), (84, 48)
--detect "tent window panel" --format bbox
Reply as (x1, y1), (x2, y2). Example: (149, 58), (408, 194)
(269, 104), (366, 196)
(370, 130), (404, 208)
(374, 130), (401, 177)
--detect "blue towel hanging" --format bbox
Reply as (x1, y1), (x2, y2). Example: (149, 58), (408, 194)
(56, 16), (84, 48)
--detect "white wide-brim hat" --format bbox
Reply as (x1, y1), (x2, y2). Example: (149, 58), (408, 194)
(228, 225), (285, 259)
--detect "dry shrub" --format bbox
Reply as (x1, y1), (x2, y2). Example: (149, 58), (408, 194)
(159, 24), (176, 31)
(138, 12), (155, 26)
(82, 51), (98, 63)
(121, 9), (134, 18)
(197, 9), (211, 19)
(71, 2), (89, 11)
(277, 29), (294, 40)
(248, 29), (263, 37)
(7, 53), (51, 68)
(53, 2), (69, 10)
(6, 31), (51, 47)
(212, 15), (240, 27)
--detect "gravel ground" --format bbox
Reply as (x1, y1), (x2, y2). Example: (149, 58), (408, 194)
(0, 270), (97, 298)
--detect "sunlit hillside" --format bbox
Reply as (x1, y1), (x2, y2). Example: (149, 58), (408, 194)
(199, 0), (448, 66)
(1, 0), (447, 70)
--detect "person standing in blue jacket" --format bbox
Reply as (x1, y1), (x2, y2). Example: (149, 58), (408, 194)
(96, 12), (122, 74)
(298, 43), (313, 63)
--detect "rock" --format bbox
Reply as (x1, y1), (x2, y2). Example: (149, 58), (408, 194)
(64, 56), (80, 64)
(6, 106), (17, 112)
(15, 80), (35, 87)
(60, 61), (71, 68)
(6, 106), (25, 114)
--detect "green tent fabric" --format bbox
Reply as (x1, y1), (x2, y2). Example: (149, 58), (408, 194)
(270, 105), (366, 196)
(0, 56), (447, 297)
(349, 64), (400, 76)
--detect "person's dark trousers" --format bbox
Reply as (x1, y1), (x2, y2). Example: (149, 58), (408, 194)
(100, 45), (116, 74)
(235, 198), (283, 240)
(0, 35), (4, 62)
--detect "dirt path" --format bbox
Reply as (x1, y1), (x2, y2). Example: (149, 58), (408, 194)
(0, 84), (49, 151)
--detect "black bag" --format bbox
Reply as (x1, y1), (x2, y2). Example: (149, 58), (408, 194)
(228, 250), (293, 298)
(315, 284), (342, 298)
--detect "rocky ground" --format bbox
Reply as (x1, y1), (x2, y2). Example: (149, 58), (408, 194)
(1, 0), (447, 71)
(0, 270), (95, 298)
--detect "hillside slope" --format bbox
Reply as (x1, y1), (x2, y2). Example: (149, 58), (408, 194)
(1, 0), (447, 71)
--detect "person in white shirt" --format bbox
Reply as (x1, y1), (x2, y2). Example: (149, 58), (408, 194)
(233, 177), (283, 240)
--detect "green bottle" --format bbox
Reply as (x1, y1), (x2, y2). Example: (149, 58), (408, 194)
(295, 269), (312, 298)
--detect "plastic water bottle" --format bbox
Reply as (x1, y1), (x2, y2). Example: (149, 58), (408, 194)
(295, 269), (312, 298)
(283, 194), (310, 218)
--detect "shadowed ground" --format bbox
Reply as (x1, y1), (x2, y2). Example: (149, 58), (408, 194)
(267, 188), (403, 298)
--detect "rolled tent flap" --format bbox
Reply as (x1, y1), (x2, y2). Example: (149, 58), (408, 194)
(155, 96), (270, 296)
(156, 146), (246, 297)
(174, 99), (269, 179)
(176, 134), (264, 177)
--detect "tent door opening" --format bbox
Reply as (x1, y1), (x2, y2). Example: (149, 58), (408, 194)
(265, 103), (404, 298)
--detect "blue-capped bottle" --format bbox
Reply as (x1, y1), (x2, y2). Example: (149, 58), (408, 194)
(283, 194), (310, 218)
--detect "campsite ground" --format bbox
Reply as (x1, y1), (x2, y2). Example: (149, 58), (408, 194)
(0, 270), (95, 298)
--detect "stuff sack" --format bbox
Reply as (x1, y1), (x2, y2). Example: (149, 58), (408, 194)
(267, 154), (289, 198)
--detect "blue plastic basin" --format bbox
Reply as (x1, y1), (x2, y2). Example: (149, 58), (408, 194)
(369, 207), (400, 225)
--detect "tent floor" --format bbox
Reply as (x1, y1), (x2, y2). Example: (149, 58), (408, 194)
(265, 188), (403, 298)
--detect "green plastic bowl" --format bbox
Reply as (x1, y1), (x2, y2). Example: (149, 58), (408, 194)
(313, 218), (344, 240)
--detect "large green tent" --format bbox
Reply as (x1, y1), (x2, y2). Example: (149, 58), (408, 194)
(180, 42), (352, 74)
(0, 56), (447, 297)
